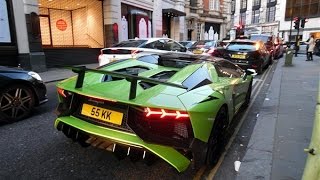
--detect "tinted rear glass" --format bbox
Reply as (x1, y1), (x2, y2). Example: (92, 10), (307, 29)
(112, 40), (147, 47)
(250, 35), (270, 43)
(227, 42), (256, 51)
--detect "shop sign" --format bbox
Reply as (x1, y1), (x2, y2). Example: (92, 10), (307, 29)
(0, 0), (11, 43)
(56, 19), (67, 31)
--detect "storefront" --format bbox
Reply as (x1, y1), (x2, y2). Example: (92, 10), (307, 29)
(120, 3), (153, 40)
(162, 8), (186, 38)
(204, 22), (220, 40)
(38, 0), (104, 67)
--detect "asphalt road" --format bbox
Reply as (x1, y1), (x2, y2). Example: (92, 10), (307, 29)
(0, 63), (276, 179)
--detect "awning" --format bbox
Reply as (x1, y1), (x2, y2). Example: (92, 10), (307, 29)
(162, 8), (186, 17)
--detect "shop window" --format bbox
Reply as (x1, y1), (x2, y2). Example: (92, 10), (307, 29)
(38, 0), (103, 48)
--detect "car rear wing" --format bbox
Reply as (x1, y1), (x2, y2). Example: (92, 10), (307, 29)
(68, 66), (187, 100)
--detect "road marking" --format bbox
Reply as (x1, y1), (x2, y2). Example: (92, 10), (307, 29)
(206, 64), (274, 179)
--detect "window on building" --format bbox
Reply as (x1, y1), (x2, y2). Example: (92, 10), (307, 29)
(240, 0), (247, 9)
(252, 10), (260, 24)
(209, 0), (220, 11)
(267, 0), (276, 3)
(231, 14), (234, 26)
(209, 0), (214, 10)
(240, 12), (246, 25)
(285, 0), (320, 20)
(231, 0), (235, 12)
(190, 0), (197, 13)
(253, 0), (261, 6)
(190, 0), (197, 7)
(197, 23), (201, 41)
(215, 0), (220, 10)
(266, 6), (276, 22)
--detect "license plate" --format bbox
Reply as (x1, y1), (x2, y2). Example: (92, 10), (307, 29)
(81, 103), (123, 125)
(193, 49), (203, 54)
(231, 54), (246, 59)
(109, 58), (117, 62)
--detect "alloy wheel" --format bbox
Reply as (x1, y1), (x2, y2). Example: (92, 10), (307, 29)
(0, 85), (35, 122)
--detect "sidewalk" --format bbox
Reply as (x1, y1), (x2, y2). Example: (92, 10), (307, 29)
(39, 63), (98, 83)
(237, 55), (320, 179)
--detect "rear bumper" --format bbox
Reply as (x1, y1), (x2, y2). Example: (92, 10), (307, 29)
(228, 59), (262, 70)
(55, 116), (191, 172)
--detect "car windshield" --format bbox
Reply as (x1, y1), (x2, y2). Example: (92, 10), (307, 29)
(250, 35), (270, 43)
(227, 42), (256, 51)
(180, 42), (190, 46)
(191, 41), (215, 48)
(112, 40), (147, 47)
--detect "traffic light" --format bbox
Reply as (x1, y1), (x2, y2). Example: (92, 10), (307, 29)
(293, 17), (300, 29)
(301, 18), (307, 28)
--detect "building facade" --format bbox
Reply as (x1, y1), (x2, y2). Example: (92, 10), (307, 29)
(1, 0), (232, 71)
(185, 0), (230, 41)
(230, 0), (280, 39)
(279, 0), (320, 42)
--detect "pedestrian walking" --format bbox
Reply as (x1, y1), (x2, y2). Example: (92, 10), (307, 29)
(306, 34), (316, 61)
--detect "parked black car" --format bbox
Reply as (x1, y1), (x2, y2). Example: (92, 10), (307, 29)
(222, 39), (272, 74)
(0, 66), (48, 122)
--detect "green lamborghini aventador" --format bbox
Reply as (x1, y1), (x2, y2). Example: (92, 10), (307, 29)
(54, 53), (255, 172)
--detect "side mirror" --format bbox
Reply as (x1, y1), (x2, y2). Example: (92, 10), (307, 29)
(243, 68), (257, 80)
(246, 69), (257, 76)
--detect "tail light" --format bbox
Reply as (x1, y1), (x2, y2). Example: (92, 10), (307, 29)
(131, 49), (142, 58)
(56, 88), (74, 117)
(145, 107), (189, 119)
(128, 107), (194, 148)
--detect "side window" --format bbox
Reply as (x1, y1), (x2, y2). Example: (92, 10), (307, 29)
(165, 40), (182, 51)
(145, 40), (165, 50)
(214, 61), (244, 78)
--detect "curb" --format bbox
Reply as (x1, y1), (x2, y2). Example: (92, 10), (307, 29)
(236, 59), (283, 179)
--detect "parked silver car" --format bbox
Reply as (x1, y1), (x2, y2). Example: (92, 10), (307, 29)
(98, 38), (187, 66)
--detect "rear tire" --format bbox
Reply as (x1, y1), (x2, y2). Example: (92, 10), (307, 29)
(257, 64), (263, 75)
(206, 106), (228, 165)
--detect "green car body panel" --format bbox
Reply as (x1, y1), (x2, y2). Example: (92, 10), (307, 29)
(55, 57), (252, 172)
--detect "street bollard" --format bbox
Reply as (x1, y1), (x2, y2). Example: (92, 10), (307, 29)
(285, 48), (294, 66)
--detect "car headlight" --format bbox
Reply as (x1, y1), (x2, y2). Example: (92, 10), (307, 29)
(28, 71), (42, 81)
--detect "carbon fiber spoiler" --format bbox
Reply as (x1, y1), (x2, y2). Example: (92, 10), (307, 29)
(68, 66), (187, 100)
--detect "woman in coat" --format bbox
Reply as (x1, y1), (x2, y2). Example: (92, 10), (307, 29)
(306, 34), (315, 61)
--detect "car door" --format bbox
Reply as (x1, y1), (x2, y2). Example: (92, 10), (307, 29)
(215, 61), (247, 113)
